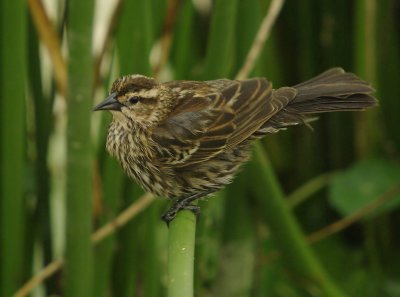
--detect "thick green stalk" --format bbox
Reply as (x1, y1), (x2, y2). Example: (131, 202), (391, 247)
(116, 0), (153, 76)
(167, 210), (197, 297)
(171, 0), (197, 80)
(374, 0), (400, 150)
(65, 0), (95, 296)
(354, 0), (376, 84)
(0, 0), (27, 295)
(203, 0), (239, 79)
(250, 142), (346, 297)
(353, 0), (379, 157)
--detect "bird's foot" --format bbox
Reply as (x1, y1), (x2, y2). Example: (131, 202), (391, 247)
(161, 202), (200, 225)
(161, 193), (206, 225)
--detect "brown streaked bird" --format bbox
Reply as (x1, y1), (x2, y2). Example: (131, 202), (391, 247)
(93, 68), (377, 223)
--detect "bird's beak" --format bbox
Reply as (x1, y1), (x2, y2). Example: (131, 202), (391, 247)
(92, 93), (122, 111)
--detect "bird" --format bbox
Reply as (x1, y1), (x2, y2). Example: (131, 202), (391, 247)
(93, 68), (377, 223)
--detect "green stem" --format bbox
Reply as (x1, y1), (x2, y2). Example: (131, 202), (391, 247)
(167, 210), (197, 297)
(0, 0), (27, 295)
(287, 171), (337, 208)
(64, 0), (95, 296)
(250, 142), (346, 297)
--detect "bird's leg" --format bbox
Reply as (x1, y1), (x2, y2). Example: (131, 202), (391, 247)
(161, 191), (211, 224)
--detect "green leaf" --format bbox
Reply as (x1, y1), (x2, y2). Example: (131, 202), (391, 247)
(329, 158), (400, 217)
(0, 0), (27, 295)
(202, 0), (239, 79)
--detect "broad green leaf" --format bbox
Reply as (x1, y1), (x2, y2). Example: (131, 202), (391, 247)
(329, 158), (400, 218)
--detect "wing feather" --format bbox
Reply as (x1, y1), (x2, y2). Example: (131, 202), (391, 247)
(152, 89), (235, 166)
(152, 78), (292, 166)
(223, 79), (275, 149)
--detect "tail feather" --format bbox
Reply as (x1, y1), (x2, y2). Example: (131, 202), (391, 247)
(290, 67), (377, 110)
(258, 68), (377, 133)
(287, 93), (377, 114)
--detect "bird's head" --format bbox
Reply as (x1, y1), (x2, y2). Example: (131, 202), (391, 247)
(93, 75), (174, 128)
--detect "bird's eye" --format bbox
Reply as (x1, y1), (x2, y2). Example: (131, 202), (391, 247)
(128, 96), (140, 104)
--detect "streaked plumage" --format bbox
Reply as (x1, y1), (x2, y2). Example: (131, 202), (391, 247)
(93, 68), (377, 222)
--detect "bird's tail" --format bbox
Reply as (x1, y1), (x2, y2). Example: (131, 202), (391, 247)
(263, 68), (377, 131)
(288, 67), (377, 113)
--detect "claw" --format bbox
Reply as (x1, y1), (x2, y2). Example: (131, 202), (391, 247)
(161, 203), (200, 225)
(161, 191), (211, 225)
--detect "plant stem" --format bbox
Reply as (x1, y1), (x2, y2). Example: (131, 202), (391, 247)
(250, 142), (346, 297)
(0, 0), (27, 295)
(167, 210), (197, 297)
(64, 0), (95, 296)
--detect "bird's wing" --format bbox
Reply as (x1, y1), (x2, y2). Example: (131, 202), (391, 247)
(151, 87), (235, 166)
(217, 78), (296, 150)
(151, 79), (295, 166)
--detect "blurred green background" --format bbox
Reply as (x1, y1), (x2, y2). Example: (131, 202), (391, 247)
(1, 0), (400, 296)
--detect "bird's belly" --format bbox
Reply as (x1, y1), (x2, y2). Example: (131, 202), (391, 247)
(110, 131), (251, 199)
(172, 145), (252, 197)
(121, 156), (176, 197)
(121, 152), (249, 200)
